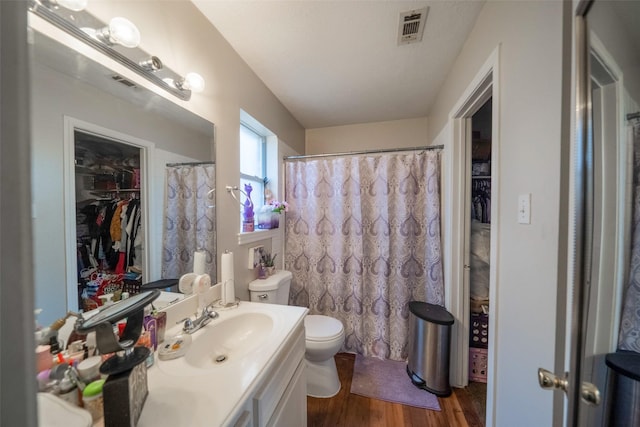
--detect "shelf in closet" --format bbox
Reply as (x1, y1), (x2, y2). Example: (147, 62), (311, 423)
(472, 175), (491, 179)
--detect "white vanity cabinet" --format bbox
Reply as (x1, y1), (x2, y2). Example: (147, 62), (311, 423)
(229, 323), (306, 427)
(147, 301), (308, 427)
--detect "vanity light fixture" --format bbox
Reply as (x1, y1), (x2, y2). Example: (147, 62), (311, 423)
(139, 56), (163, 72)
(29, 0), (203, 100)
(40, 0), (88, 12)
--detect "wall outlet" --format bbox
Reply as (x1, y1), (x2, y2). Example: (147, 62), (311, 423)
(248, 245), (263, 269)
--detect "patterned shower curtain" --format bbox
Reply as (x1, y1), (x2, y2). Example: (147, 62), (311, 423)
(285, 150), (444, 361)
(162, 164), (216, 279)
(619, 123), (640, 351)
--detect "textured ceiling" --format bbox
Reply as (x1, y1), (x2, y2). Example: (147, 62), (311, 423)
(192, 1), (484, 129)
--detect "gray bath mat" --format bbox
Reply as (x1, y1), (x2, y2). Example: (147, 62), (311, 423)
(350, 354), (441, 411)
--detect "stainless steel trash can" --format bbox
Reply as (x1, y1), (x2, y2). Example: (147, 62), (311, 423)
(406, 301), (454, 397)
(605, 351), (640, 427)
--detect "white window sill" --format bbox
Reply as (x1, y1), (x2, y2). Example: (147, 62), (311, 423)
(237, 228), (280, 245)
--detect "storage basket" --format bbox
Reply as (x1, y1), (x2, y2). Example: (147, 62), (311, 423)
(470, 312), (489, 348)
(469, 347), (488, 383)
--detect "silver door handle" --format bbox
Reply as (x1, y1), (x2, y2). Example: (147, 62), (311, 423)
(538, 368), (568, 393)
(580, 382), (600, 406)
(538, 368), (600, 406)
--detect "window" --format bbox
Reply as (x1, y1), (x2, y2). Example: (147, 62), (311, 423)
(240, 123), (266, 226)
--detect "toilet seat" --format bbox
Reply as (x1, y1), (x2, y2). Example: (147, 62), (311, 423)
(305, 315), (344, 342)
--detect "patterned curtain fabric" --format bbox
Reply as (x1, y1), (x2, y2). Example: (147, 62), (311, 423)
(619, 124), (640, 352)
(162, 164), (216, 279)
(285, 150), (444, 361)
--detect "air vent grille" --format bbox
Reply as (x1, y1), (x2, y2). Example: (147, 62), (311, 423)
(397, 7), (428, 45)
(111, 74), (137, 88)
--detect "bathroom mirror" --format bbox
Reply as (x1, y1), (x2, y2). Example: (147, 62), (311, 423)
(570, 1), (640, 424)
(30, 24), (216, 326)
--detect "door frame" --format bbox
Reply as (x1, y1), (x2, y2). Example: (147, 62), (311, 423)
(444, 45), (500, 426)
(63, 116), (155, 312)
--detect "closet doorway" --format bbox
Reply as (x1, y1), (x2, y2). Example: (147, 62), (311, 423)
(466, 98), (492, 420)
(64, 117), (153, 312)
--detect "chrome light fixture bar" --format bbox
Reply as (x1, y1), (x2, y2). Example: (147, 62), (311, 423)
(29, 0), (199, 101)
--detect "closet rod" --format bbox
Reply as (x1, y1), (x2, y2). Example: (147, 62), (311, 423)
(166, 161), (215, 167)
(283, 144), (444, 161)
(627, 112), (640, 121)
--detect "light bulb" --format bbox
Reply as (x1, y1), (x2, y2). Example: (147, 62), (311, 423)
(56, 0), (88, 11)
(96, 17), (140, 48)
(108, 17), (140, 48)
(183, 72), (205, 93)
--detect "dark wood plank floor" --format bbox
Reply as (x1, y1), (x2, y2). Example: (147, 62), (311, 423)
(307, 353), (485, 427)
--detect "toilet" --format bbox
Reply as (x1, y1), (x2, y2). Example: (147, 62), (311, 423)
(249, 270), (345, 398)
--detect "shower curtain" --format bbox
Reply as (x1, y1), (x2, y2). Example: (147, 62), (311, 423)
(619, 123), (640, 352)
(285, 150), (443, 361)
(162, 164), (216, 279)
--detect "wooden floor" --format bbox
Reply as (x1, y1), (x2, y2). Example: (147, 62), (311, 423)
(307, 353), (485, 427)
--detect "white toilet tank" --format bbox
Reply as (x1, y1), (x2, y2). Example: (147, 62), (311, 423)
(248, 270), (292, 305)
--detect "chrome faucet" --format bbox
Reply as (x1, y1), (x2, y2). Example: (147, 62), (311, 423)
(177, 306), (219, 334)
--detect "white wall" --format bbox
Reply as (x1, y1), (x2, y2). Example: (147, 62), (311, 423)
(427, 2), (566, 426)
(305, 117), (428, 154)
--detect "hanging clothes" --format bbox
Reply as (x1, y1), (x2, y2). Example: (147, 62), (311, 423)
(472, 178), (491, 223)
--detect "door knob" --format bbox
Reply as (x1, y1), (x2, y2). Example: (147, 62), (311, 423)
(538, 368), (600, 406)
(538, 368), (568, 393)
(580, 381), (600, 406)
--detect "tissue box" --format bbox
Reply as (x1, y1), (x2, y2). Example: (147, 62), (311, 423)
(103, 362), (148, 427)
(143, 312), (167, 350)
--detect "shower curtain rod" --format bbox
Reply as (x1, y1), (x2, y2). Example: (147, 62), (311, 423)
(166, 161), (215, 167)
(627, 112), (640, 121)
(283, 144), (444, 160)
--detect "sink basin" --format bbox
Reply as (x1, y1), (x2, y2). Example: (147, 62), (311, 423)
(185, 312), (273, 370)
(158, 311), (275, 377)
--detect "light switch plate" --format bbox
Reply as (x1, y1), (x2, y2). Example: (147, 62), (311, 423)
(518, 193), (531, 224)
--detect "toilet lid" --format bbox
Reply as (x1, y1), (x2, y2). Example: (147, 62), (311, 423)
(305, 315), (344, 341)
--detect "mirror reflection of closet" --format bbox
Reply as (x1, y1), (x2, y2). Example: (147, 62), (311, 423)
(74, 130), (146, 312)
(31, 29), (215, 325)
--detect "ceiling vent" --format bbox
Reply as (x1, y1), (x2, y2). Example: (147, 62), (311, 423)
(397, 7), (428, 45)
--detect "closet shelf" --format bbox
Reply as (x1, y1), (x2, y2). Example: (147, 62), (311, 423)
(472, 175), (491, 179)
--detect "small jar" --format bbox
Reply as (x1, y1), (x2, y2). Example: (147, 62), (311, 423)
(82, 379), (105, 422)
(77, 356), (102, 384)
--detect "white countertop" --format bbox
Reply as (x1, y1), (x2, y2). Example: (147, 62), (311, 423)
(137, 301), (307, 427)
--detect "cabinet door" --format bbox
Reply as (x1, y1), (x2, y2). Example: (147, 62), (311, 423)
(267, 359), (307, 427)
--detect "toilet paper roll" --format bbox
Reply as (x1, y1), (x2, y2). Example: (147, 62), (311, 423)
(193, 250), (206, 275)
(221, 252), (235, 305)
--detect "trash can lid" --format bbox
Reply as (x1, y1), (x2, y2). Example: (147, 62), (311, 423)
(408, 301), (454, 325)
(605, 351), (640, 382)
